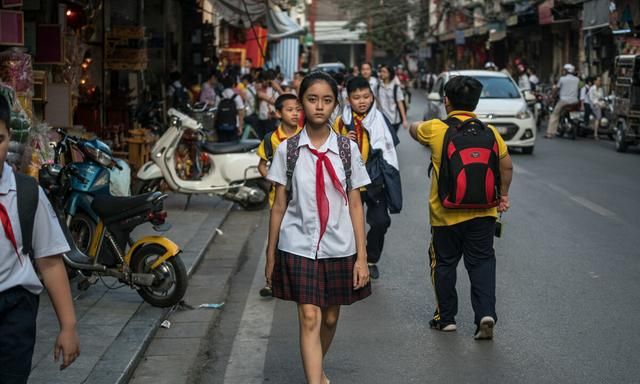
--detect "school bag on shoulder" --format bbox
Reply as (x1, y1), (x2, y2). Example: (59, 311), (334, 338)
(215, 94), (239, 132)
(262, 131), (276, 162)
(285, 133), (352, 202)
(432, 117), (501, 209)
(14, 172), (39, 259)
(393, 84), (408, 113)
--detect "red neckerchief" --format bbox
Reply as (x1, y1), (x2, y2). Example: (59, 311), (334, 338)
(308, 148), (348, 251)
(0, 202), (22, 265)
(353, 113), (366, 153)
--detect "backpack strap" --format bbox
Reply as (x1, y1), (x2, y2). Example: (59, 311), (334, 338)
(263, 131), (275, 161)
(285, 133), (302, 202)
(336, 135), (352, 193)
(428, 117), (462, 178)
(14, 173), (39, 260)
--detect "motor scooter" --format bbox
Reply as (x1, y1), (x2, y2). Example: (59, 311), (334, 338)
(39, 163), (187, 307)
(134, 108), (268, 210)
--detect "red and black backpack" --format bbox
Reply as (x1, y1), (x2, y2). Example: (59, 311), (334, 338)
(430, 116), (501, 209)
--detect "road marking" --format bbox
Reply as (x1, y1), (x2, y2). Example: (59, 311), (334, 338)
(224, 242), (275, 384)
(514, 164), (619, 220)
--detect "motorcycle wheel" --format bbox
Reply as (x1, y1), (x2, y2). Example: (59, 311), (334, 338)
(571, 123), (577, 140)
(132, 178), (163, 195)
(131, 244), (188, 308)
(68, 211), (96, 254)
(239, 179), (269, 211)
(615, 124), (629, 153)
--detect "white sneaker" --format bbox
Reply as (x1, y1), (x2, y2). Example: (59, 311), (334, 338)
(474, 316), (495, 340)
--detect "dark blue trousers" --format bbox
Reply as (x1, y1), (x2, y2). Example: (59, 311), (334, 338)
(429, 217), (497, 326)
(0, 286), (39, 384)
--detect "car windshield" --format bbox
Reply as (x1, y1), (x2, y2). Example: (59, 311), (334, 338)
(475, 76), (521, 99)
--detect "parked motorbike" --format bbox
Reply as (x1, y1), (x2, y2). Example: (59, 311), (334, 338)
(134, 108), (268, 210)
(52, 129), (131, 254)
(135, 99), (166, 135)
(39, 163), (188, 307)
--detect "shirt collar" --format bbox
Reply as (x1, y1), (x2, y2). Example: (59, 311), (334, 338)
(298, 127), (339, 154)
(0, 163), (16, 194)
(448, 110), (477, 119)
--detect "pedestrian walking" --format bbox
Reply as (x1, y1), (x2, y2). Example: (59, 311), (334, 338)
(517, 64), (531, 91)
(545, 64), (580, 138)
(332, 76), (402, 280)
(200, 70), (221, 107)
(360, 62), (379, 97)
(256, 72), (279, 139)
(528, 67), (540, 92)
(167, 71), (190, 112)
(581, 77), (594, 132)
(265, 71), (371, 384)
(256, 93), (302, 298)
(0, 96), (80, 383)
(409, 75), (513, 340)
(377, 65), (409, 132)
(588, 77), (605, 140)
(214, 76), (245, 142)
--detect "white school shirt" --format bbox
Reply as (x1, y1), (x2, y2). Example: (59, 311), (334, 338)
(377, 80), (405, 124)
(267, 129), (371, 259)
(0, 164), (70, 294)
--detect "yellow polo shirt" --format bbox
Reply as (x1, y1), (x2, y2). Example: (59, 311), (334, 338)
(416, 111), (508, 227)
(256, 125), (302, 207)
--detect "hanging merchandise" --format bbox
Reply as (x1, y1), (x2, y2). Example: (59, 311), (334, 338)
(0, 48), (33, 94)
(0, 82), (33, 171)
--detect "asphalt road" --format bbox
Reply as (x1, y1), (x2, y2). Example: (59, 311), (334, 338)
(200, 91), (640, 384)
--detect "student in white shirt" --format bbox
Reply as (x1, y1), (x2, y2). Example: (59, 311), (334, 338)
(360, 62), (379, 97)
(377, 64), (408, 132)
(266, 72), (371, 384)
(588, 76), (605, 140)
(0, 96), (79, 383)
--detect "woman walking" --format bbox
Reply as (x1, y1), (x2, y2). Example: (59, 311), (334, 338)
(376, 65), (408, 132)
(588, 77), (604, 140)
(265, 71), (372, 384)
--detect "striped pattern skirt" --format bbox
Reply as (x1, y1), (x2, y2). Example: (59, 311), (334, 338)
(272, 250), (372, 307)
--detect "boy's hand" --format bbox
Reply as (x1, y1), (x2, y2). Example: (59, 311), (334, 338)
(54, 327), (80, 370)
(346, 131), (357, 142)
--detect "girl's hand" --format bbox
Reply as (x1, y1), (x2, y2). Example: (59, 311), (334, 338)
(353, 258), (370, 290)
(265, 250), (276, 287)
(402, 119), (409, 129)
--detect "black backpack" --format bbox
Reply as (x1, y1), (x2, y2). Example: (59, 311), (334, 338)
(14, 172), (39, 260)
(215, 94), (239, 132)
(262, 131), (276, 162)
(432, 117), (501, 209)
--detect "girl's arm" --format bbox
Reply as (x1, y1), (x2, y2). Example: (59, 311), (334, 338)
(348, 189), (369, 289)
(398, 98), (408, 128)
(265, 184), (287, 286)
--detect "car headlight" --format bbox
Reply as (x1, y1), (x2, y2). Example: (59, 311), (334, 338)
(516, 107), (531, 120)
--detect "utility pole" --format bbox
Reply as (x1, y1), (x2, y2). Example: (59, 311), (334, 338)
(309, 0), (317, 66)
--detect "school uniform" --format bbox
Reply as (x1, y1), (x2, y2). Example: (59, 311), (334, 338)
(332, 105), (402, 265)
(377, 80), (405, 132)
(416, 111), (508, 327)
(0, 164), (70, 383)
(267, 128), (372, 306)
(256, 124), (302, 207)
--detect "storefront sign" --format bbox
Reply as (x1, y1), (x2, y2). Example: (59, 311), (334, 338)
(0, 10), (24, 46)
(1, 0), (23, 8)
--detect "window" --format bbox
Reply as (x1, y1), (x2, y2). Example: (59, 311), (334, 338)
(475, 76), (521, 99)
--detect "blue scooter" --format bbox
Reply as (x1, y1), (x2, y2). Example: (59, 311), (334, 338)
(52, 129), (129, 253)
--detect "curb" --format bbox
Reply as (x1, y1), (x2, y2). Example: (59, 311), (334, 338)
(84, 201), (235, 384)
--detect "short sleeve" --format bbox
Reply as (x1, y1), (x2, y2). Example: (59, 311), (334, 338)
(349, 141), (371, 190)
(32, 187), (70, 259)
(489, 126), (509, 159)
(396, 86), (405, 101)
(256, 139), (268, 161)
(416, 120), (435, 147)
(235, 95), (245, 110)
(267, 141), (288, 186)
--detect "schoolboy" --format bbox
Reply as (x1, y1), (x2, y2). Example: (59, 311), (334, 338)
(409, 76), (513, 340)
(256, 93), (301, 297)
(0, 96), (80, 383)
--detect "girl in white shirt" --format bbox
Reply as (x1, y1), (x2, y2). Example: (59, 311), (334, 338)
(588, 77), (604, 140)
(266, 71), (371, 384)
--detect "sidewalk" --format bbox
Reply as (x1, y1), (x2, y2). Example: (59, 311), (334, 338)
(28, 194), (233, 384)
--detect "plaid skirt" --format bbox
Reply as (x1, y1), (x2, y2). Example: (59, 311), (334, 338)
(272, 250), (372, 307)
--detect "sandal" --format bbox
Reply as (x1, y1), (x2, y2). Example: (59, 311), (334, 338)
(543, 134), (553, 139)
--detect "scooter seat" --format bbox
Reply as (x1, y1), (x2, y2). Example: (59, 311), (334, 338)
(91, 192), (162, 220)
(200, 139), (261, 155)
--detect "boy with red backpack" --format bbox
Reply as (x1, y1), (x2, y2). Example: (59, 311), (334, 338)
(409, 75), (513, 340)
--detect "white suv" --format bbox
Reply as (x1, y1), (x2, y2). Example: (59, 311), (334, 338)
(424, 70), (536, 154)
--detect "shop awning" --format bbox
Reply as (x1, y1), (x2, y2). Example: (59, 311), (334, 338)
(267, 9), (304, 40)
(214, 1), (304, 40)
(582, 0), (610, 30)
